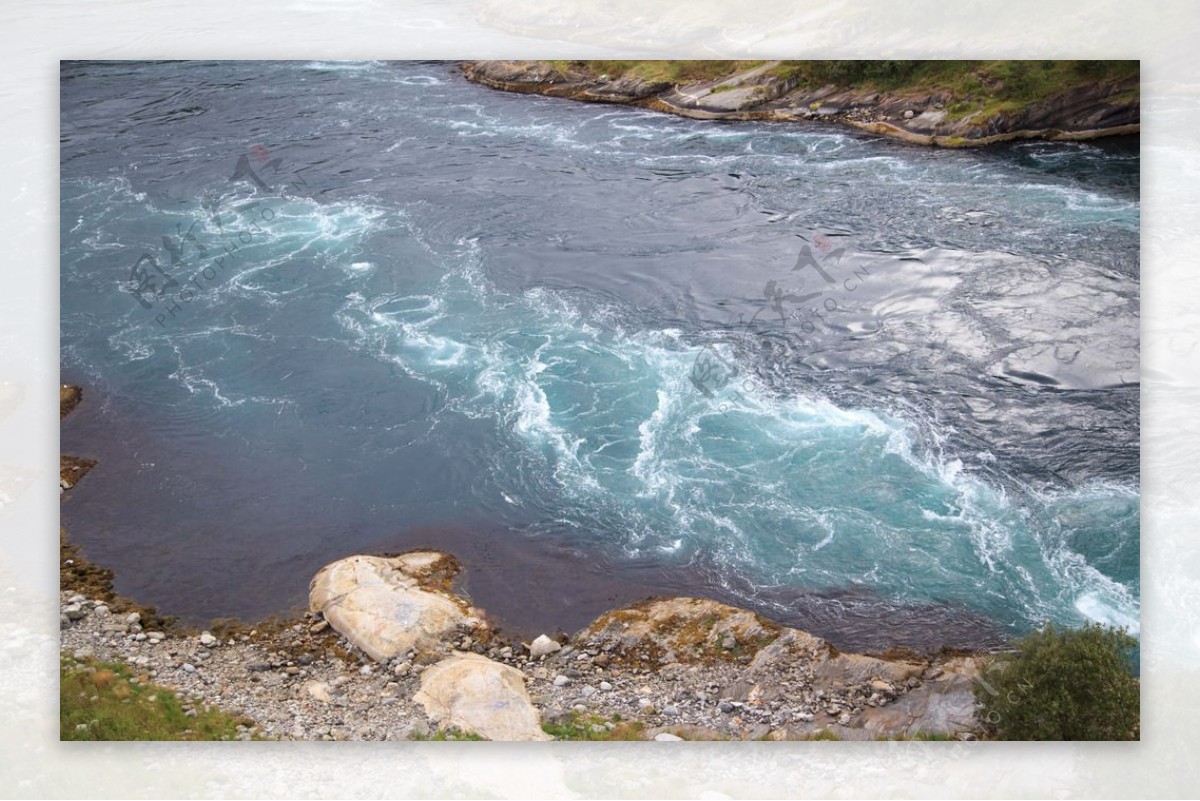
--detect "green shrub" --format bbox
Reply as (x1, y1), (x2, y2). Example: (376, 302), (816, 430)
(974, 622), (1139, 740)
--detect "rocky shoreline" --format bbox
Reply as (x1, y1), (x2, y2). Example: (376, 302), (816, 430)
(60, 384), (992, 741)
(461, 60), (1139, 147)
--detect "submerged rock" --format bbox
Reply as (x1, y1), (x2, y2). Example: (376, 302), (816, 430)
(308, 552), (470, 662)
(414, 652), (551, 741)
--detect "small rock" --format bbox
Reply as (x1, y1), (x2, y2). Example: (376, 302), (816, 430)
(528, 634), (562, 660)
(125, 612), (141, 626)
(580, 684), (596, 698)
(199, 632), (217, 647)
(599, 681), (613, 691)
(181, 663), (196, 673)
(721, 636), (736, 650)
(305, 681), (333, 704)
(838, 712), (851, 725)
(310, 620), (330, 634)
(662, 705), (680, 717)
(64, 604), (86, 621)
(654, 733), (683, 741)
(552, 674), (570, 687)
(903, 109), (915, 119)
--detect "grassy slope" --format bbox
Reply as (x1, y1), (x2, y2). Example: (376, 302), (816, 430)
(550, 60), (1138, 120)
(61, 654), (255, 741)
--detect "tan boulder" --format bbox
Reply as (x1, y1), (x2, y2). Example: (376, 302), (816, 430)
(577, 596), (781, 665)
(812, 652), (925, 689)
(309, 552), (469, 662)
(414, 653), (550, 741)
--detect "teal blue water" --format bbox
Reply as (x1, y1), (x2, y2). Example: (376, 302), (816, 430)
(60, 61), (1139, 650)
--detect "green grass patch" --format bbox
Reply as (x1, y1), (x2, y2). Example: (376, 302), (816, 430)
(542, 711), (646, 741)
(61, 654), (255, 741)
(411, 726), (487, 741)
(806, 728), (841, 741)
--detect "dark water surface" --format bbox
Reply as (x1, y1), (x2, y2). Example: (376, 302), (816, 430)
(60, 61), (1139, 651)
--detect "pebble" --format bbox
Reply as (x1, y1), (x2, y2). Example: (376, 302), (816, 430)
(199, 632), (217, 647)
(181, 663), (196, 673)
(528, 634), (562, 660)
(599, 681), (613, 691)
(552, 674), (570, 687)
(305, 681), (334, 704)
(125, 612), (141, 626)
(654, 733), (683, 741)
(580, 684), (596, 698)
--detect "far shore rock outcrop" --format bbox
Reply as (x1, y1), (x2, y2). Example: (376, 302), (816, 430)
(461, 60), (1138, 147)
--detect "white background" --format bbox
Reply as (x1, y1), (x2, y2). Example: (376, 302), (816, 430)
(2, 0), (1197, 797)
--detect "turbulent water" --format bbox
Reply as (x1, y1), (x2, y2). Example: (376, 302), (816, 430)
(59, 60), (1140, 651)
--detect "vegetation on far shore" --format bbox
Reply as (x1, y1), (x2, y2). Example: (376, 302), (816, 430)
(547, 60), (1138, 121)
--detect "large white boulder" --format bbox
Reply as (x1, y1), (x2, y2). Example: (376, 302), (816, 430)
(414, 652), (551, 741)
(308, 552), (469, 662)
